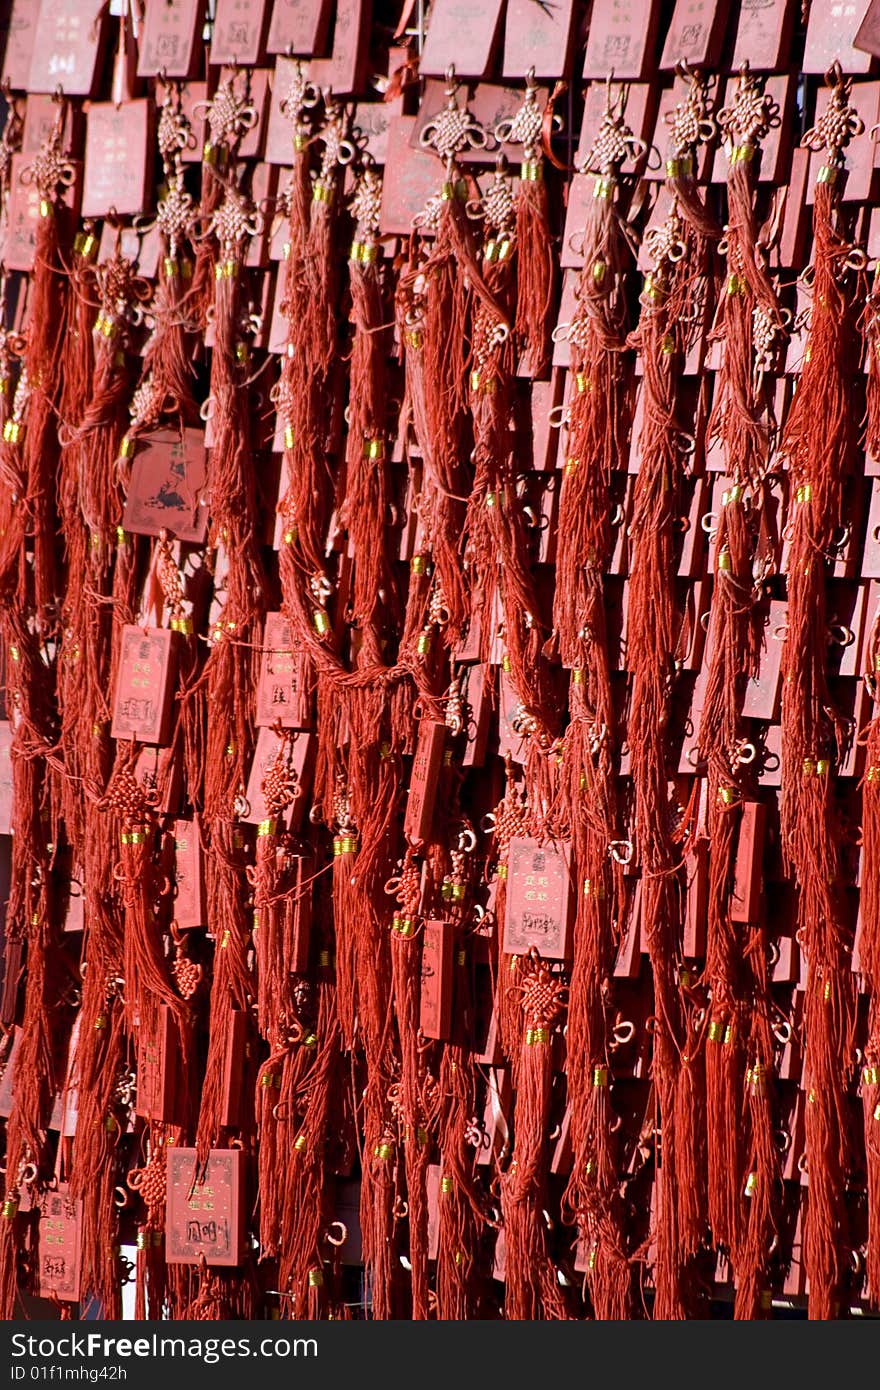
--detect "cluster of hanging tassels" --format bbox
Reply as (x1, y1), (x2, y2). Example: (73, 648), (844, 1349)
(2, 41), (880, 1325)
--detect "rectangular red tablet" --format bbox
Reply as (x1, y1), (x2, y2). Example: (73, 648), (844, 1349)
(37, 1186), (83, 1301)
(419, 919), (455, 1040)
(166, 1147), (246, 1267)
(504, 836), (574, 960)
(111, 626), (177, 746)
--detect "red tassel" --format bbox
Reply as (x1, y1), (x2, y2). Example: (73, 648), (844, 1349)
(69, 972), (126, 1315)
(388, 850), (436, 1319)
(554, 82), (638, 674)
(399, 74), (505, 642)
(865, 268), (880, 463)
(276, 968), (343, 1317)
(347, 720), (402, 1316)
(561, 698), (631, 1318)
(777, 68), (862, 1319)
(271, 64), (316, 616)
(0, 262), (25, 572)
(699, 70), (786, 1307)
(339, 167), (399, 662)
(500, 951), (569, 1319)
(508, 74), (555, 378)
(864, 438), (880, 1312)
(278, 94), (347, 582)
(626, 72), (719, 1314)
(58, 241), (135, 1297)
(361, 1080), (401, 1319)
(862, 602), (880, 1304)
(101, 754), (184, 1030)
(187, 71), (255, 331)
(250, 731), (305, 1044)
(128, 1127), (171, 1320)
(435, 1045), (484, 1319)
(486, 772), (529, 1067)
(193, 175), (265, 1155)
(549, 100), (640, 1317)
(734, 984), (778, 1320)
(468, 159), (558, 741)
(55, 231), (99, 863)
(142, 83), (198, 423)
(627, 334), (691, 1316)
(0, 101), (75, 1315)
